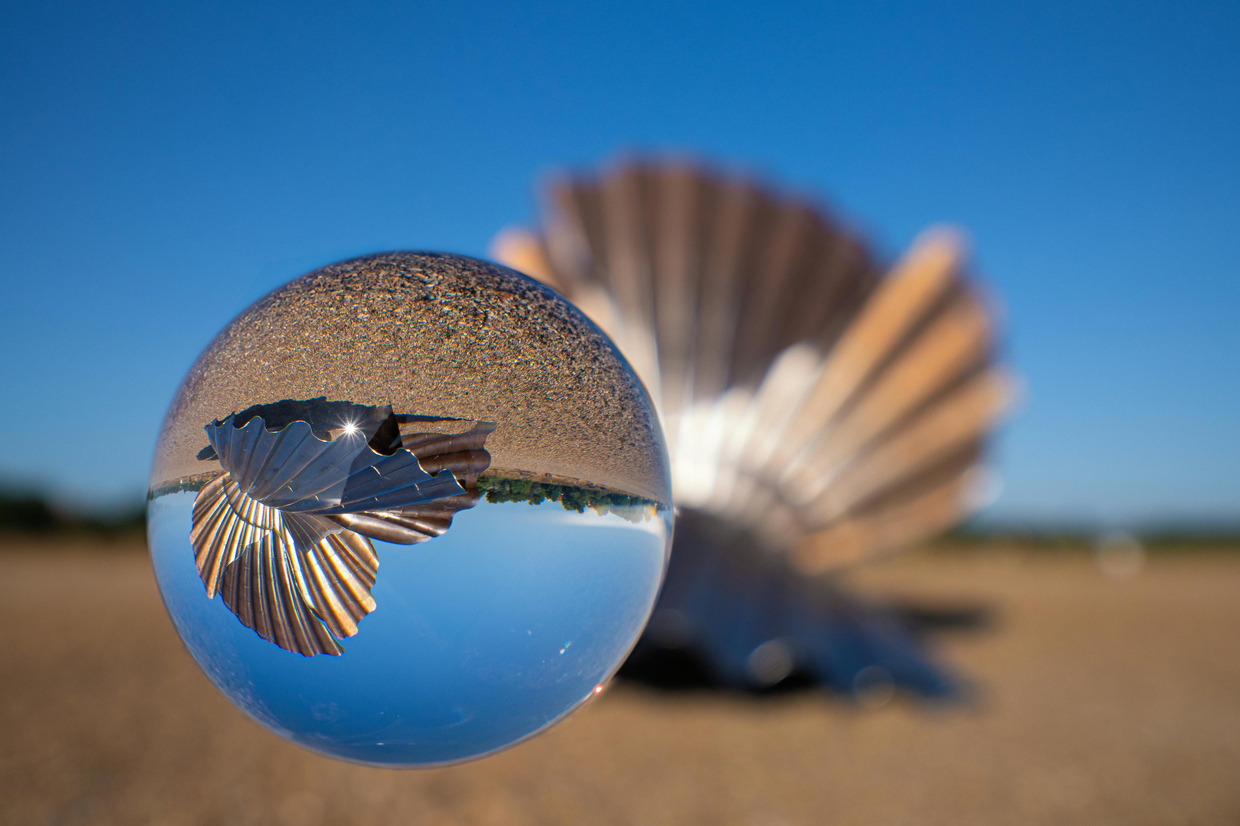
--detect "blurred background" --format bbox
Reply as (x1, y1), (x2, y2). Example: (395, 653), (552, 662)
(2, 2), (1238, 824)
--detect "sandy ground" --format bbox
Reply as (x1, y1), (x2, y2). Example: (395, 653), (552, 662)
(2, 543), (1239, 826)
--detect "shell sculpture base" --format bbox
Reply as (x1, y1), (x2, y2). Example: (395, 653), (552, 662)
(493, 157), (1013, 697)
(148, 254), (672, 766)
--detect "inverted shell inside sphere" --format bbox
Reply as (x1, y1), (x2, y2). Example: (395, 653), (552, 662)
(147, 252), (672, 767)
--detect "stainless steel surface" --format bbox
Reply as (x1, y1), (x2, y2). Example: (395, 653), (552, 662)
(188, 401), (494, 656)
(494, 158), (1013, 572)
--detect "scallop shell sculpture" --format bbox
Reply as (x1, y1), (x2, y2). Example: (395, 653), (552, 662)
(190, 397), (493, 656)
(493, 157), (1014, 692)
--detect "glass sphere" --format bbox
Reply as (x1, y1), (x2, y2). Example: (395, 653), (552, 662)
(147, 252), (672, 767)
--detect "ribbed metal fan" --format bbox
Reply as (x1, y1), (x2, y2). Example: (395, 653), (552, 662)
(191, 398), (494, 656)
(493, 157), (1013, 695)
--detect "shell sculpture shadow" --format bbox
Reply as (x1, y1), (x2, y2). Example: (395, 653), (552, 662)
(191, 398), (493, 656)
(493, 157), (1014, 694)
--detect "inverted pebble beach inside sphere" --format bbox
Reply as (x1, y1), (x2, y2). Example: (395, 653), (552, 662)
(147, 252), (672, 767)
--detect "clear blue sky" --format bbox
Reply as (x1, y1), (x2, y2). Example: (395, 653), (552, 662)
(2, 1), (1237, 525)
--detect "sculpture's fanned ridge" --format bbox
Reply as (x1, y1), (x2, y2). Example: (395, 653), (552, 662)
(190, 398), (494, 656)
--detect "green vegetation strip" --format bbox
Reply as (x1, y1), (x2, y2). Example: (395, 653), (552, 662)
(476, 475), (661, 513)
(147, 472), (220, 500)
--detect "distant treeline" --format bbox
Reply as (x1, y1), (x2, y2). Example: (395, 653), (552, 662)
(147, 472), (217, 500)
(936, 523), (1240, 551)
(476, 474), (660, 514)
(0, 490), (145, 537)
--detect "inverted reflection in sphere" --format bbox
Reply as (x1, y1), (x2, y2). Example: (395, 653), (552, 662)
(148, 253), (672, 767)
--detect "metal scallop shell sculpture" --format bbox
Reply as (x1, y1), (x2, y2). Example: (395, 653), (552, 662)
(494, 157), (1015, 691)
(191, 398), (493, 656)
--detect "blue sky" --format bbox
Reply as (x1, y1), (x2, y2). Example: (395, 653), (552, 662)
(2, 1), (1237, 524)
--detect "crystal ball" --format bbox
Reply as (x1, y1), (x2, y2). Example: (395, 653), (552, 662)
(147, 253), (672, 767)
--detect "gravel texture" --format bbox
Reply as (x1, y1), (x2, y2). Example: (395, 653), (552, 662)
(151, 253), (670, 505)
(2, 544), (1239, 825)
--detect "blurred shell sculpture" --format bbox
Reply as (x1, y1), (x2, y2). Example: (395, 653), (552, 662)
(494, 157), (1013, 692)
